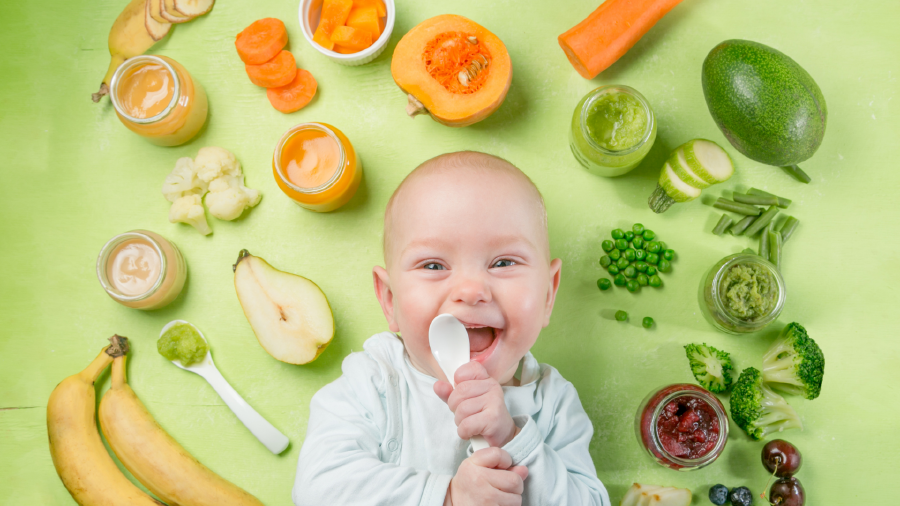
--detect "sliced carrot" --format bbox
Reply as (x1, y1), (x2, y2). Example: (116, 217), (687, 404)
(316, 0), (353, 39)
(352, 0), (385, 17)
(313, 26), (335, 50)
(246, 50), (298, 88)
(236, 18), (289, 65)
(330, 26), (372, 51)
(346, 6), (381, 41)
(267, 69), (317, 113)
(558, 0), (684, 79)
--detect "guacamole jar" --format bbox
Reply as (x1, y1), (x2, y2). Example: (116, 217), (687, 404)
(569, 85), (656, 177)
(700, 253), (786, 334)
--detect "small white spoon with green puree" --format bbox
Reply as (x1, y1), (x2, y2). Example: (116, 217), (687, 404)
(159, 320), (289, 455)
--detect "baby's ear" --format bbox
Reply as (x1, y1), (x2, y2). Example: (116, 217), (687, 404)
(543, 259), (563, 326)
(373, 266), (400, 332)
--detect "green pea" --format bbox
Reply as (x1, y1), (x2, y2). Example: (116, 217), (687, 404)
(663, 249), (675, 261)
(597, 278), (612, 291)
(635, 261), (648, 273)
(615, 239), (629, 250)
(642, 317), (654, 329)
(626, 280), (639, 292)
(634, 249), (646, 261)
(615, 310), (628, 322)
(632, 223), (645, 234)
(601, 240), (614, 252)
(624, 266), (637, 278)
(657, 241), (668, 251)
(611, 228), (625, 240)
(647, 253), (659, 265)
(614, 274), (627, 286)
(624, 249), (636, 262)
(643, 229), (656, 241)
(599, 255), (611, 267)
(658, 259), (671, 272)
(608, 249), (621, 260)
(637, 273), (649, 286)
(608, 264), (619, 275)
(624, 230), (635, 242)
(616, 257), (629, 269)
(646, 265), (657, 276)
(647, 241), (661, 253)
(649, 275), (662, 287)
(632, 236), (644, 249)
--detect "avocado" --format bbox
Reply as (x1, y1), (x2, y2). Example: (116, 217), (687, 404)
(701, 40), (826, 167)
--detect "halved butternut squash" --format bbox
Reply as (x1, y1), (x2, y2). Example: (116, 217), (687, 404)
(390, 15), (512, 127)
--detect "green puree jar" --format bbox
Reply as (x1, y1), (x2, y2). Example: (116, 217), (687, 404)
(569, 85), (657, 177)
(699, 253), (786, 334)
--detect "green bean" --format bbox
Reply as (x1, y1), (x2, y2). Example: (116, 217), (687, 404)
(615, 310), (628, 321)
(779, 216), (800, 243)
(730, 216), (756, 236)
(768, 229), (783, 271)
(614, 274), (627, 286)
(712, 214), (733, 235)
(713, 198), (763, 216)
(609, 248), (621, 260)
(749, 188), (792, 208)
(637, 273), (649, 286)
(633, 223), (645, 234)
(642, 317), (654, 329)
(597, 278), (612, 291)
(744, 205), (780, 237)
(626, 280), (639, 292)
(733, 193), (779, 206)
(758, 223), (771, 261)
(611, 229), (625, 239)
(601, 240), (614, 252)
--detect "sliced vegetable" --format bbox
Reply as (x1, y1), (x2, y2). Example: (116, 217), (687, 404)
(669, 148), (710, 189)
(266, 69), (318, 113)
(730, 215), (755, 236)
(749, 188), (792, 208)
(648, 162), (701, 213)
(779, 216), (800, 243)
(713, 198), (762, 216)
(346, 6), (382, 41)
(649, 140), (732, 213)
(713, 214), (733, 235)
(768, 229), (783, 270)
(682, 139), (735, 184)
(245, 50), (297, 88)
(744, 205), (780, 237)
(352, 0), (386, 17)
(558, 0), (685, 79)
(329, 25), (372, 51)
(733, 192), (778, 206)
(235, 18), (289, 65)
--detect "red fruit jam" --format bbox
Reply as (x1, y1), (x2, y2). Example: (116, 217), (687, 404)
(634, 383), (728, 471)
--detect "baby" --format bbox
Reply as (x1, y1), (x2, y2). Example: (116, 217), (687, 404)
(294, 151), (609, 506)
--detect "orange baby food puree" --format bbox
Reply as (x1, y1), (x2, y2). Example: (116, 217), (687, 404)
(273, 123), (362, 212)
(116, 63), (174, 118)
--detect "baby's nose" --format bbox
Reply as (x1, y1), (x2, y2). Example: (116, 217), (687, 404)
(451, 272), (492, 305)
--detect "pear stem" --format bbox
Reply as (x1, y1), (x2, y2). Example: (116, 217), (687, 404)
(233, 249), (252, 272)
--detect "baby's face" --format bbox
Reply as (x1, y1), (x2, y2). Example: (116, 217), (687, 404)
(374, 169), (561, 385)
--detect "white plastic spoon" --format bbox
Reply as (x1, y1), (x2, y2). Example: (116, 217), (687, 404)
(160, 320), (289, 455)
(429, 313), (490, 451)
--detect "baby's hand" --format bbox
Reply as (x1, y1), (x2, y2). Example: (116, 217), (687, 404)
(434, 361), (518, 448)
(444, 447), (528, 506)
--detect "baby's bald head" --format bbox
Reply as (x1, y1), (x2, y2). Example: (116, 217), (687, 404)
(383, 151), (547, 267)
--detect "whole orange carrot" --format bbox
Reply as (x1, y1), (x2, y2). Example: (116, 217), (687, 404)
(558, 0), (684, 79)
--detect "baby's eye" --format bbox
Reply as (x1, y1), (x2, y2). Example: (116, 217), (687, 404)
(492, 259), (516, 268)
(423, 263), (445, 271)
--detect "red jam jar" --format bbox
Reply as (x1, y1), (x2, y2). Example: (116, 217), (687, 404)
(634, 384), (728, 471)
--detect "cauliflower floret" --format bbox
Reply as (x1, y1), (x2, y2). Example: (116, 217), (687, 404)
(195, 146), (242, 183)
(162, 157), (207, 202)
(168, 194), (211, 235)
(205, 174), (262, 221)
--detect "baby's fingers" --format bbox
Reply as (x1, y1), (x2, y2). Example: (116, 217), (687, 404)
(509, 465), (528, 482)
(433, 380), (453, 404)
(469, 447), (512, 470)
(483, 467), (525, 495)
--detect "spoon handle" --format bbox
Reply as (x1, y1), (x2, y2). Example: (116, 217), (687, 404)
(470, 435), (489, 451)
(200, 365), (289, 454)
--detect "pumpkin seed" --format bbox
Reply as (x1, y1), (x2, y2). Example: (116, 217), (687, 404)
(467, 36), (478, 44)
(458, 71), (469, 86)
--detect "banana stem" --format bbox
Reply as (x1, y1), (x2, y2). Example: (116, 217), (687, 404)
(80, 349), (115, 384)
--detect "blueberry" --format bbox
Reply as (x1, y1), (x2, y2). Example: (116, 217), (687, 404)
(729, 486), (753, 506)
(708, 484), (729, 505)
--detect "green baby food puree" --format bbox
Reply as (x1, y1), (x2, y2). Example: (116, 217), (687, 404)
(720, 263), (778, 321)
(158, 323), (208, 365)
(584, 93), (648, 151)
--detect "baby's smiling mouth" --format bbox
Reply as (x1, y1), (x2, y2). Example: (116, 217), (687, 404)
(463, 325), (500, 360)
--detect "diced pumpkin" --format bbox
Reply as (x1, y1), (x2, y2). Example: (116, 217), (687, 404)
(330, 26), (372, 51)
(352, 0), (385, 17)
(346, 6), (381, 41)
(315, 0), (353, 44)
(390, 14), (512, 127)
(313, 26), (335, 50)
(332, 44), (357, 54)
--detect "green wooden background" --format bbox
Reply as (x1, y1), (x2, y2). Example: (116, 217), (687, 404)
(1, 0), (897, 503)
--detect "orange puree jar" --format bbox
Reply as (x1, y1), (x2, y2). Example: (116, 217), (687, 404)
(273, 123), (362, 212)
(109, 55), (208, 147)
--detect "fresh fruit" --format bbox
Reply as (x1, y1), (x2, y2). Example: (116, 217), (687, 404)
(144, 0), (172, 41)
(160, 0), (192, 23)
(245, 50), (298, 88)
(47, 336), (165, 506)
(235, 18), (289, 64)
(99, 340), (264, 506)
(267, 69), (318, 113)
(702, 40), (826, 183)
(93, 0), (163, 102)
(171, 0), (214, 17)
(769, 477), (804, 506)
(649, 140), (733, 213)
(391, 15), (512, 127)
(620, 483), (692, 506)
(762, 440), (802, 477)
(233, 250), (334, 364)
(728, 487), (753, 506)
(709, 484), (729, 505)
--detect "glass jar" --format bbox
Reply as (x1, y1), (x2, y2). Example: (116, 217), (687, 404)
(569, 85), (656, 177)
(700, 253), (786, 334)
(96, 230), (187, 310)
(109, 55), (208, 146)
(273, 122), (362, 212)
(635, 384), (728, 471)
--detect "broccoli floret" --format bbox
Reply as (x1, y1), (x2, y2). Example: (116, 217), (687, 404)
(730, 367), (803, 440)
(762, 322), (824, 400)
(684, 343), (734, 393)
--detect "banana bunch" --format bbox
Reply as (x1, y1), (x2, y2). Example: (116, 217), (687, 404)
(47, 336), (263, 506)
(92, 0), (215, 102)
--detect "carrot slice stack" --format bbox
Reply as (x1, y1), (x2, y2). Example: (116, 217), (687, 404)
(267, 70), (318, 113)
(245, 50), (298, 88)
(236, 18), (289, 64)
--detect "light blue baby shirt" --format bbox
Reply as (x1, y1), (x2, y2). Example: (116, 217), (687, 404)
(293, 332), (609, 506)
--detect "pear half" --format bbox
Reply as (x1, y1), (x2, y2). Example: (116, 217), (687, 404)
(233, 250), (334, 364)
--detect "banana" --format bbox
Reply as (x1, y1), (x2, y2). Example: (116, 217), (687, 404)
(47, 336), (165, 506)
(99, 344), (264, 506)
(92, 0), (160, 102)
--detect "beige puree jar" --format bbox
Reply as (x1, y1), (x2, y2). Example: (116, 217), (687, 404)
(96, 230), (187, 310)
